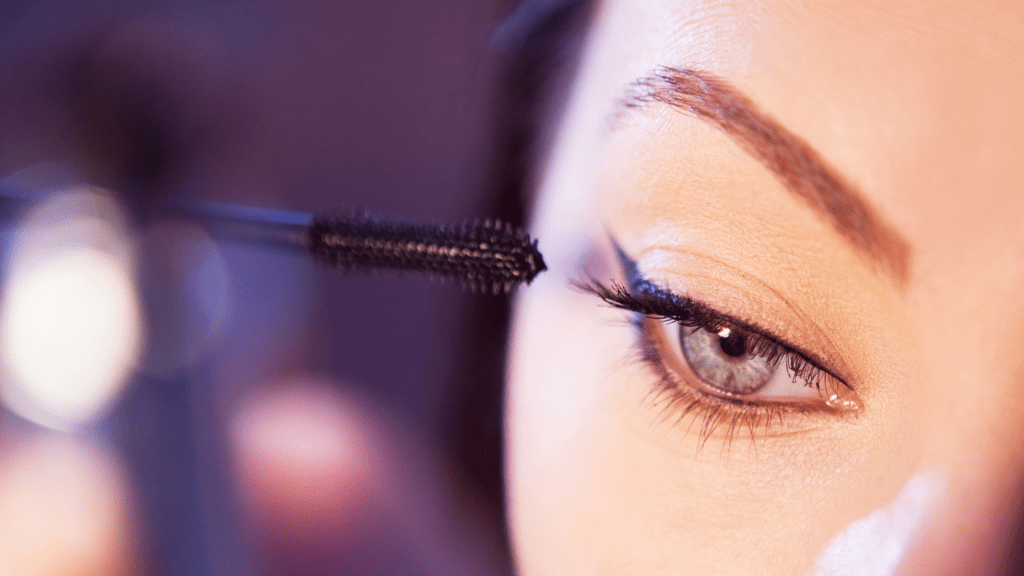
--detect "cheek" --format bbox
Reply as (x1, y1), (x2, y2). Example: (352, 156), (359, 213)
(505, 262), (923, 575)
(506, 272), (807, 575)
(812, 471), (945, 576)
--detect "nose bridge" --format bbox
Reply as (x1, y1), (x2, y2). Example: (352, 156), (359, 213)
(1001, 361), (1024, 572)
(886, 270), (1024, 574)
(898, 345), (1024, 573)
(967, 370), (1024, 574)
(998, 482), (1024, 575)
(892, 472), (1024, 575)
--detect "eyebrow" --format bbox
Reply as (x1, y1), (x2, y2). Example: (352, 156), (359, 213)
(615, 67), (911, 283)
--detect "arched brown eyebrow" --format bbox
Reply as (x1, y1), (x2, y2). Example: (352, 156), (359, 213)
(615, 67), (911, 284)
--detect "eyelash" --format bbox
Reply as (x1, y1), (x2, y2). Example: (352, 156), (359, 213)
(578, 277), (855, 450)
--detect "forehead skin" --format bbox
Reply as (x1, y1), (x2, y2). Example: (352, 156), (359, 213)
(507, 0), (1024, 574)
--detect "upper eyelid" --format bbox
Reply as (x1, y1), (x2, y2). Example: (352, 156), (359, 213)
(603, 234), (851, 386)
(617, 277), (851, 390)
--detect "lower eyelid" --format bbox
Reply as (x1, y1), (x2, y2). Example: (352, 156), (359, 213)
(638, 315), (859, 415)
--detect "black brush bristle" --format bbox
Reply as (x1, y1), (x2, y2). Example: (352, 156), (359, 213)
(307, 213), (546, 293)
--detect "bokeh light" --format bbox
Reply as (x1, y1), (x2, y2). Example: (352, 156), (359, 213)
(0, 188), (143, 431)
(0, 435), (137, 575)
(139, 220), (234, 376)
(231, 378), (381, 533)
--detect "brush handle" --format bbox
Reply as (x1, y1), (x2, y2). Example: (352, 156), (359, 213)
(172, 201), (311, 251)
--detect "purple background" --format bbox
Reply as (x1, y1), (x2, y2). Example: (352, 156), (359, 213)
(0, 0), (513, 573)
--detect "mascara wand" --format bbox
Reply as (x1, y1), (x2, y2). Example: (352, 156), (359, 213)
(178, 201), (547, 294)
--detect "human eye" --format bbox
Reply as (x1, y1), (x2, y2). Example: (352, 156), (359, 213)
(578, 251), (861, 445)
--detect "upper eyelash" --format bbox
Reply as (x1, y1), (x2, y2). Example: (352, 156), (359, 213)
(577, 276), (856, 450)
(576, 277), (848, 393)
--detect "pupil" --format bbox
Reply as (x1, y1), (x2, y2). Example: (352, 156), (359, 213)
(717, 328), (747, 357)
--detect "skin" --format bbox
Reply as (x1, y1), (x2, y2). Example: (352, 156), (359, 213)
(506, 0), (1024, 574)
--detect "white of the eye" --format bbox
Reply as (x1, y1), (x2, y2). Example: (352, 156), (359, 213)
(753, 357), (862, 410)
(752, 361), (823, 400)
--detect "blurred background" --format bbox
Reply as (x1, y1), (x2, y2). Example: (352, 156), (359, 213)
(0, 0), (527, 573)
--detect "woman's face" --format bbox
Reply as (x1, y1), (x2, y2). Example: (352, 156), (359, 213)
(506, 0), (1024, 573)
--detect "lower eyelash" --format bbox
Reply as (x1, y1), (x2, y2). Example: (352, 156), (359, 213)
(626, 313), (823, 453)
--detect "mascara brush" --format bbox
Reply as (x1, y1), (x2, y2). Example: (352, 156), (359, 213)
(178, 201), (547, 294)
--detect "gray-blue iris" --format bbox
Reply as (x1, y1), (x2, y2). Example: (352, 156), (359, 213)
(679, 325), (776, 395)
